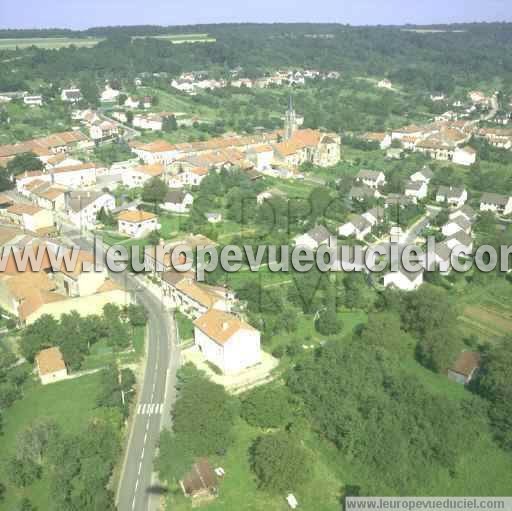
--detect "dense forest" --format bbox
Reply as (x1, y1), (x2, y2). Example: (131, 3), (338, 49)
(2, 23), (512, 94)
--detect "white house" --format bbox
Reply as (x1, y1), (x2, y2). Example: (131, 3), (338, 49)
(35, 347), (68, 385)
(442, 216), (472, 237)
(28, 182), (67, 211)
(193, 309), (261, 374)
(178, 167), (209, 187)
(89, 120), (119, 141)
(247, 145), (274, 171)
(121, 164), (164, 189)
(480, 193), (512, 216)
(24, 95), (43, 107)
(446, 231), (473, 254)
(362, 207), (385, 226)
(61, 88), (82, 103)
(453, 146), (477, 166)
(449, 205), (477, 224)
(410, 166), (434, 184)
(383, 268), (424, 291)
(405, 180), (428, 202)
(377, 79), (393, 90)
(118, 210), (159, 238)
(132, 113), (164, 131)
(338, 214), (372, 240)
(206, 212), (222, 224)
(66, 190), (116, 230)
(436, 186), (468, 208)
(294, 225), (331, 251)
(50, 162), (97, 188)
(4, 203), (54, 232)
(161, 189), (194, 213)
(355, 169), (386, 189)
(100, 86), (120, 103)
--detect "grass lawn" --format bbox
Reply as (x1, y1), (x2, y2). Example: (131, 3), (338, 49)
(165, 419), (342, 511)
(159, 214), (190, 239)
(452, 276), (512, 342)
(175, 311), (194, 343)
(81, 326), (146, 370)
(0, 373), (104, 510)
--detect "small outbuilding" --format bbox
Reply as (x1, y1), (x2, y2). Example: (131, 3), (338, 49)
(35, 346), (68, 385)
(448, 351), (481, 385)
(180, 458), (218, 504)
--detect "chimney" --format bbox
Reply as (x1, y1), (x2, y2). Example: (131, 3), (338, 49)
(222, 321), (229, 331)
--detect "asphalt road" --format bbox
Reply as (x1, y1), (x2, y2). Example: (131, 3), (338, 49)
(61, 226), (179, 511)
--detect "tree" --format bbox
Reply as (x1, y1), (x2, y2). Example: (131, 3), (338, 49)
(241, 385), (292, 429)
(97, 207), (115, 227)
(251, 432), (311, 493)
(0, 481), (5, 501)
(162, 114), (178, 132)
(476, 336), (512, 450)
(126, 304), (148, 327)
(142, 177), (167, 209)
(288, 339), (480, 493)
(8, 457), (41, 487)
(79, 77), (99, 106)
(315, 305), (342, 336)
(17, 497), (36, 511)
(7, 152), (44, 176)
(20, 315), (60, 362)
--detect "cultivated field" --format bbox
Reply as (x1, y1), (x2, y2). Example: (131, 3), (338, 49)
(0, 37), (103, 50)
(0, 33), (215, 50)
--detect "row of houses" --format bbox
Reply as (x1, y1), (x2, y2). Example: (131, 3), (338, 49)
(171, 69), (340, 95)
(0, 130), (91, 168)
(0, 236), (130, 326)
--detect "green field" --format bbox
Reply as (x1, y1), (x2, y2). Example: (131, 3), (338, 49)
(0, 37), (103, 50)
(0, 373), (104, 510)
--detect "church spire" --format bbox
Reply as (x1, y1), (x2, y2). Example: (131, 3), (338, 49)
(284, 94), (297, 140)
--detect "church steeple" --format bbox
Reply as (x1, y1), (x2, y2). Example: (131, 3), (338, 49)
(284, 94), (297, 140)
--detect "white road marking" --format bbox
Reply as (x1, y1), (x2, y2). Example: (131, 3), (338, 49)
(137, 402), (163, 416)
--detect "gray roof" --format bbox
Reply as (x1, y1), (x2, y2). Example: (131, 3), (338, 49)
(366, 206), (385, 220)
(437, 186), (465, 199)
(350, 186), (375, 200)
(451, 216), (471, 230)
(450, 205), (476, 222)
(385, 193), (413, 206)
(165, 188), (188, 204)
(349, 214), (372, 232)
(418, 166), (433, 179)
(435, 241), (451, 262)
(66, 190), (108, 212)
(356, 169), (383, 181)
(480, 192), (510, 207)
(447, 231), (472, 247)
(405, 180), (424, 191)
(306, 224), (331, 243)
